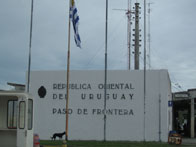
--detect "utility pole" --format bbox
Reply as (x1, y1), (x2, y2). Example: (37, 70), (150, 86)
(133, 3), (141, 70)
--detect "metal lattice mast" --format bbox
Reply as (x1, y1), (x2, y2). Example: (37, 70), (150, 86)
(113, 0), (134, 70)
(127, 0), (131, 70)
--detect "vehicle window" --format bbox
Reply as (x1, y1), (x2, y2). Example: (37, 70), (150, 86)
(7, 100), (17, 129)
(28, 99), (33, 130)
(19, 101), (25, 129)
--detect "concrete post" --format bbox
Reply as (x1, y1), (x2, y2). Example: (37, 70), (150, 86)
(134, 3), (140, 70)
(188, 89), (196, 138)
(191, 98), (195, 138)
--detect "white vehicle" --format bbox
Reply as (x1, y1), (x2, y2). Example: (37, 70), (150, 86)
(0, 91), (34, 147)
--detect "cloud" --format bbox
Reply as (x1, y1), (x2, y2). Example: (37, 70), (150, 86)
(0, 0), (196, 92)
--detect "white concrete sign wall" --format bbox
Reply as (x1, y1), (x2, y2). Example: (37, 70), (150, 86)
(29, 70), (172, 142)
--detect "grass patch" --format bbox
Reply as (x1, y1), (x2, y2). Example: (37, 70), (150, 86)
(68, 141), (170, 147)
(40, 140), (64, 145)
(40, 140), (194, 147)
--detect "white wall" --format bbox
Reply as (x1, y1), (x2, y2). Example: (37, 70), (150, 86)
(29, 70), (171, 142)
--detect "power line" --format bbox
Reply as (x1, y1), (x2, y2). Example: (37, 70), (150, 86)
(84, 17), (125, 69)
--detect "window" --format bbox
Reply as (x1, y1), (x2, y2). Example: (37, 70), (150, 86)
(19, 101), (25, 129)
(7, 100), (17, 129)
(28, 99), (33, 130)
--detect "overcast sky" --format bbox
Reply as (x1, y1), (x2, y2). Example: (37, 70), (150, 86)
(0, 0), (196, 92)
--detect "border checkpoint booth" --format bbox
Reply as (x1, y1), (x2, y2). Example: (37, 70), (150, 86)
(0, 91), (34, 147)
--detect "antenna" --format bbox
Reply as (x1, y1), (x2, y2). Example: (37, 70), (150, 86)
(113, 0), (134, 70)
(147, 2), (154, 69)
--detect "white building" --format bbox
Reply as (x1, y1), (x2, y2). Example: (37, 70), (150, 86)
(29, 70), (172, 142)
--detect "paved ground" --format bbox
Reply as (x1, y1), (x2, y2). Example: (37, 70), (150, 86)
(182, 138), (196, 145)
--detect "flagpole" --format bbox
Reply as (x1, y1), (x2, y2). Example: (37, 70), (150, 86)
(65, 0), (71, 141)
(27, 0), (34, 92)
(143, 0), (147, 142)
(104, 0), (108, 141)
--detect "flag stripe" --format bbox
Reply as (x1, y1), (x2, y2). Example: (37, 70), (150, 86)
(70, 0), (81, 48)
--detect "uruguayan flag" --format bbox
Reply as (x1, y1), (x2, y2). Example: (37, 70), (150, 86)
(70, 0), (81, 48)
